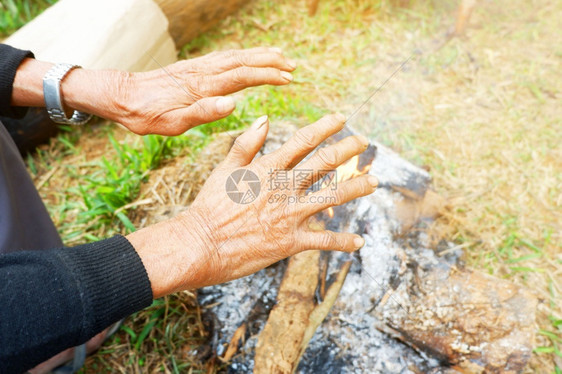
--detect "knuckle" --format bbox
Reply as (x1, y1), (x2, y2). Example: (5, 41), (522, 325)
(333, 187), (346, 204)
(234, 53), (247, 67)
(361, 177), (373, 195)
(351, 135), (367, 149)
(187, 77), (204, 99)
(354, 181), (368, 197)
(233, 67), (251, 84)
(223, 49), (237, 58)
(317, 147), (339, 168)
(240, 53), (256, 67)
(293, 129), (317, 150)
(342, 244), (355, 253)
(323, 114), (346, 130)
(319, 234), (333, 249)
(231, 138), (244, 154)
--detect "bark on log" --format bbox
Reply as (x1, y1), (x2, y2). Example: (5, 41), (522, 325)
(153, 0), (251, 48)
(379, 266), (537, 373)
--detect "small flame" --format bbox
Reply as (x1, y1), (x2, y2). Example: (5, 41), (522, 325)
(323, 155), (371, 219)
(336, 155), (371, 182)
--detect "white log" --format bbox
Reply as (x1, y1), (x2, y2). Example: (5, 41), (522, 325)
(4, 0), (177, 72)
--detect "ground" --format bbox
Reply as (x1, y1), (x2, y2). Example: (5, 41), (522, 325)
(1, 0), (560, 372)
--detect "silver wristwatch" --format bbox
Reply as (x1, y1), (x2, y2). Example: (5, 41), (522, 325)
(43, 63), (92, 125)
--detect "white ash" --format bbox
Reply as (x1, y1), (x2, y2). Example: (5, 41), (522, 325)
(198, 262), (286, 359)
(370, 142), (431, 198)
(297, 188), (442, 373)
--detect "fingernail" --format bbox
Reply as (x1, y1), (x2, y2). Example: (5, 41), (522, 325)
(357, 135), (369, 147)
(270, 47), (283, 53)
(280, 71), (293, 82)
(335, 113), (346, 122)
(367, 175), (378, 188)
(216, 97), (235, 114)
(286, 59), (297, 69)
(354, 236), (365, 248)
(251, 115), (269, 130)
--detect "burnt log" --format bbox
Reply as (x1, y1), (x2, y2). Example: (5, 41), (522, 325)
(378, 264), (537, 373)
(254, 250), (322, 373)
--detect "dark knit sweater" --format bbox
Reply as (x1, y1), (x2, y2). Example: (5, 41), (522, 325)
(0, 44), (153, 373)
(0, 44), (33, 119)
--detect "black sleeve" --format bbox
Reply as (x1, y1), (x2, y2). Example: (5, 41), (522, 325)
(0, 44), (35, 119)
(0, 235), (153, 373)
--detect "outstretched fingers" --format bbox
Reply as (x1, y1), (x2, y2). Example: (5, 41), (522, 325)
(265, 114), (347, 169)
(211, 67), (293, 96)
(196, 47), (296, 75)
(217, 48), (296, 72)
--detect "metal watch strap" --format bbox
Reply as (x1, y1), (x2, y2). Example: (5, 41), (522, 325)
(43, 63), (92, 125)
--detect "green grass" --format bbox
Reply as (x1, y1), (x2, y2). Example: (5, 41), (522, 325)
(535, 315), (562, 360)
(45, 111), (245, 241)
(0, 0), (57, 37)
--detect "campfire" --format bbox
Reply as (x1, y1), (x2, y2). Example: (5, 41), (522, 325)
(197, 123), (536, 373)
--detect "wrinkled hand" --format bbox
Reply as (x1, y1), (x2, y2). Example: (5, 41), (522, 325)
(115, 47), (296, 135)
(13, 48), (293, 134)
(128, 114), (378, 297)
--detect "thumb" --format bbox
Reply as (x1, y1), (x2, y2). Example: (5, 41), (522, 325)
(159, 96), (236, 135)
(223, 115), (269, 167)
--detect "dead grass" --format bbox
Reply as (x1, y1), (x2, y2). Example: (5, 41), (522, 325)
(23, 0), (561, 372)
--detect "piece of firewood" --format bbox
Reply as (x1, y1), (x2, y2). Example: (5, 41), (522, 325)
(254, 250), (321, 374)
(153, 0), (250, 48)
(379, 265), (537, 373)
(220, 323), (247, 363)
(4, 0), (177, 72)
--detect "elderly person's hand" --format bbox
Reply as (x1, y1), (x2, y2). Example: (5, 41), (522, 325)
(128, 114), (378, 297)
(109, 47), (296, 135)
(12, 47), (296, 135)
